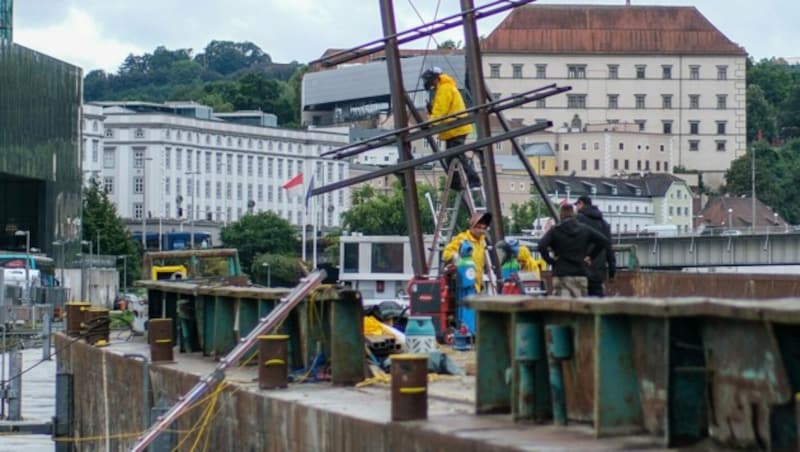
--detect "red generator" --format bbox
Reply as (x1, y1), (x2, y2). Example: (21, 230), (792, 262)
(407, 276), (456, 342)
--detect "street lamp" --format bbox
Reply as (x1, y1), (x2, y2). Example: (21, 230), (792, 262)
(15, 230), (30, 298)
(262, 262), (271, 287)
(186, 171), (201, 249)
(773, 212), (779, 233)
(727, 208), (733, 231)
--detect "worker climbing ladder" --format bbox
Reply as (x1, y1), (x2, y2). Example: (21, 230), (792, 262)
(427, 158), (497, 295)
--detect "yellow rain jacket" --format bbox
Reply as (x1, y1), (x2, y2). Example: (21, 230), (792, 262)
(517, 245), (545, 279)
(429, 73), (474, 141)
(443, 230), (486, 292)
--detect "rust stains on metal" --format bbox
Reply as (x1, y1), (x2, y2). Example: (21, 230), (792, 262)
(482, 5), (745, 55)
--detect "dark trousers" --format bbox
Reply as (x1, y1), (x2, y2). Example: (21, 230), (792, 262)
(445, 135), (479, 184)
(587, 279), (605, 297)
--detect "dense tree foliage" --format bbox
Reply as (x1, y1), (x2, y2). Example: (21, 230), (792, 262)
(724, 139), (800, 223)
(251, 252), (307, 288)
(219, 211), (300, 273)
(84, 41), (304, 127)
(82, 180), (141, 288)
(341, 181), (437, 235)
(508, 198), (551, 234)
(746, 58), (800, 142)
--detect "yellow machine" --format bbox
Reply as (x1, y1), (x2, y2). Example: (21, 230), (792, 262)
(151, 264), (188, 281)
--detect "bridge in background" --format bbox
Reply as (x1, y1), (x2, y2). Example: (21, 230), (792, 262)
(613, 232), (800, 269)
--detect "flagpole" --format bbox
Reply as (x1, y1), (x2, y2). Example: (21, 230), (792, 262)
(312, 195), (318, 269)
(302, 196), (308, 262)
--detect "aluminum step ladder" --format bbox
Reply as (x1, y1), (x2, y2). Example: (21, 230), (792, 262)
(426, 159), (497, 295)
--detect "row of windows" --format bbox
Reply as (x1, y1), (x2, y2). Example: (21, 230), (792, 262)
(517, 93), (729, 110)
(559, 142), (668, 152)
(562, 159), (671, 173)
(489, 63), (728, 81)
(132, 202), (330, 226)
(104, 127), (327, 156)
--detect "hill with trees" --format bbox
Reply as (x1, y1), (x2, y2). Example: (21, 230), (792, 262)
(84, 40), (305, 127)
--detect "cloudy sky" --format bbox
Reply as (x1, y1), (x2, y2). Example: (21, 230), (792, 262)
(12, 0), (799, 73)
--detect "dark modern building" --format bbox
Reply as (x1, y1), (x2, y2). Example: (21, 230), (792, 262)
(0, 39), (83, 258)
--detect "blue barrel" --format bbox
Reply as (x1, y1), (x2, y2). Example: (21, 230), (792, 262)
(405, 316), (437, 354)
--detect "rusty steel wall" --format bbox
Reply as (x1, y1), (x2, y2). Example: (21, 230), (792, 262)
(55, 334), (530, 452)
(606, 271), (800, 299)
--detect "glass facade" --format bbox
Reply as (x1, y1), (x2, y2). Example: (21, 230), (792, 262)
(0, 41), (82, 257)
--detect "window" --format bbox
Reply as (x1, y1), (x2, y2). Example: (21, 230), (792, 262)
(662, 94), (673, 109)
(536, 64), (546, 79)
(637, 160), (642, 170)
(567, 64), (586, 79)
(581, 142), (587, 151)
(656, 161), (661, 171)
(175, 149), (183, 171)
(236, 183), (243, 200)
(607, 64), (618, 79)
(594, 142), (600, 150)
(257, 184), (263, 201)
(512, 64), (523, 79)
(103, 147), (115, 168)
(567, 94), (587, 108)
(216, 181), (222, 200)
(716, 95), (727, 110)
(536, 99), (546, 108)
(267, 158), (274, 177)
(613, 159), (619, 170)
(716, 121), (727, 135)
(91, 140), (99, 162)
(186, 150), (192, 171)
(134, 128), (145, 139)
(716, 140), (727, 152)
(205, 152), (212, 173)
(635, 65), (646, 79)
(634, 94), (646, 109)
(624, 159), (629, 170)
(489, 64), (500, 78)
(247, 156), (254, 176)
(176, 177), (182, 196)
(689, 95), (700, 109)
(581, 159), (587, 170)
(226, 182), (232, 200)
(257, 157), (264, 177)
(103, 177), (114, 194)
(717, 65), (727, 80)
(216, 153), (222, 174)
(226, 154), (233, 175)
(689, 140), (700, 151)
(645, 160), (650, 171)
(619, 142), (624, 150)
(237, 155), (243, 175)
(205, 181), (212, 198)
(563, 143), (569, 151)
(133, 149), (144, 168)
(164, 177), (171, 195)
(690, 65), (700, 80)
(563, 160), (569, 171)
(133, 203), (143, 220)
(134, 176), (144, 194)
(689, 121), (700, 135)
(662, 121), (673, 134)
(104, 128), (114, 138)
(594, 159), (600, 170)
(607, 94), (619, 109)
(635, 120), (646, 132)
(662, 65), (672, 79)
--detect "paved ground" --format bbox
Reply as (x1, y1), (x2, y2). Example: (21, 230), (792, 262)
(0, 347), (56, 452)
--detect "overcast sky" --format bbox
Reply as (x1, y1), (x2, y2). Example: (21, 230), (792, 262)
(11, 0), (799, 73)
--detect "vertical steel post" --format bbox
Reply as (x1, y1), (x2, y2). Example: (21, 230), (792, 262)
(42, 312), (51, 361)
(460, 0), (504, 283)
(379, 0), (427, 277)
(8, 349), (21, 420)
(515, 319), (544, 421)
(54, 372), (74, 452)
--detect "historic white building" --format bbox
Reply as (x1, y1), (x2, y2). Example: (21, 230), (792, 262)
(482, 3), (747, 187)
(81, 101), (351, 229)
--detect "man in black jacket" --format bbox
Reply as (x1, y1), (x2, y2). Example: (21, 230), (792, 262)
(575, 195), (616, 297)
(538, 203), (611, 297)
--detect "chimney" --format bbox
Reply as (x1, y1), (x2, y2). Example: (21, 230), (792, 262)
(0, 0), (12, 42)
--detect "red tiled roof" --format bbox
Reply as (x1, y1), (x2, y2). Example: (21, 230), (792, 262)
(482, 4), (746, 55)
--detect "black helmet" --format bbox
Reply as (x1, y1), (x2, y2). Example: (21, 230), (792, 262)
(421, 67), (441, 90)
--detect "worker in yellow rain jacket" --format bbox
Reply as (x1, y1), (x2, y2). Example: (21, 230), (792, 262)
(517, 245), (546, 279)
(443, 212), (491, 292)
(421, 67), (481, 188)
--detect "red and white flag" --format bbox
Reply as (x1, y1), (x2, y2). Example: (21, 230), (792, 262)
(282, 173), (303, 197)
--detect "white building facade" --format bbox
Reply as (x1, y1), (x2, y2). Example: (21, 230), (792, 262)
(81, 102), (351, 228)
(482, 4), (747, 187)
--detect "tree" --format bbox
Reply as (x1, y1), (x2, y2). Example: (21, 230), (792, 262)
(746, 85), (778, 143)
(508, 197), (550, 234)
(251, 253), (307, 288)
(82, 180), (141, 289)
(341, 181), (436, 235)
(779, 84), (800, 139)
(195, 40), (271, 76)
(219, 212), (299, 274)
(438, 39), (462, 49)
